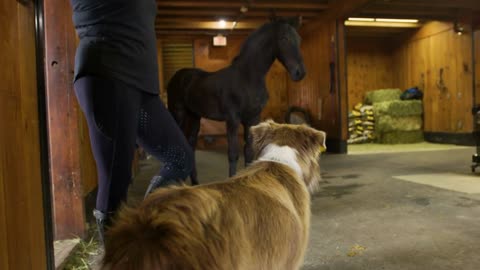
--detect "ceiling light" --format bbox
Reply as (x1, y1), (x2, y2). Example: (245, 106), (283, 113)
(454, 21), (465, 35)
(344, 21), (420, 28)
(375, 18), (419, 23)
(348, 17), (375, 22)
(218, 19), (227, 28)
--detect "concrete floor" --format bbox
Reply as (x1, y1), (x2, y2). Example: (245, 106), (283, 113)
(128, 145), (480, 270)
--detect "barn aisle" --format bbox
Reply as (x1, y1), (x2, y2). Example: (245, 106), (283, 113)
(132, 146), (480, 270)
(303, 147), (480, 270)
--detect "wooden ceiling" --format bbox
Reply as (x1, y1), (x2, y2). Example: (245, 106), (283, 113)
(155, 0), (329, 37)
(348, 0), (480, 38)
(354, 0), (480, 22)
(155, 0), (480, 37)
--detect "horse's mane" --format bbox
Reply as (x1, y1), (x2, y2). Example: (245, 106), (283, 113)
(232, 22), (276, 64)
(231, 18), (300, 64)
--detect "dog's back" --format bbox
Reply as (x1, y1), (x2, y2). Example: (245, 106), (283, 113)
(103, 164), (309, 270)
(103, 121), (326, 270)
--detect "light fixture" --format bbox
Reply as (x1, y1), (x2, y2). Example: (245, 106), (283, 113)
(345, 17), (420, 28)
(218, 19), (227, 28)
(454, 21), (465, 35)
(348, 17), (375, 22)
(375, 18), (419, 23)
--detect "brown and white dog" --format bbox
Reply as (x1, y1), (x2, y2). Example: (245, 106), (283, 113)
(102, 120), (326, 270)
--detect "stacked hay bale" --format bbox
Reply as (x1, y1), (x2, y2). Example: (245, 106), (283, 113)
(366, 88), (424, 144)
(348, 103), (375, 144)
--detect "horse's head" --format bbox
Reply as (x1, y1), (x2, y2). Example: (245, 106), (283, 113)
(271, 16), (306, 81)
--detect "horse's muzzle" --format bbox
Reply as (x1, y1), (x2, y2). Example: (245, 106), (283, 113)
(292, 65), (306, 81)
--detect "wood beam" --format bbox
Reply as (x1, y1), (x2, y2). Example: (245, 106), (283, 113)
(302, 0), (372, 33)
(44, 0), (87, 240)
(156, 9), (321, 18)
(474, 12), (480, 30)
(372, 0), (480, 10)
(157, 31), (251, 39)
(156, 21), (262, 30)
(157, 1), (327, 10)
(156, 17), (312, 24)
(356, 10), (456, 21)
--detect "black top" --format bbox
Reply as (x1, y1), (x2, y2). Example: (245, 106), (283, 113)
(70, 0), (159, 94)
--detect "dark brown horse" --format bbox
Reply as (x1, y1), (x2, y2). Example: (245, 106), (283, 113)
(167, 16), (306, 184)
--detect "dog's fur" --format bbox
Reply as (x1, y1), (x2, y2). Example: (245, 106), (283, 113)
(102, 120), (326, 270)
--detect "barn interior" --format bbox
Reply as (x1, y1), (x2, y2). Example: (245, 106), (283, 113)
(1, 0), (480, 269)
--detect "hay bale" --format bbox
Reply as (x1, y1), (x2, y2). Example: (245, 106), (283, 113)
(373, 100), (423, 117)
(376, 115), (423, 132)
(365, 89), (402, 104)
(378, 131), (424, 144)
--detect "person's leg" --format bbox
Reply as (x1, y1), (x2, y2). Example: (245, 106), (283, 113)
(137, 95), (194, 197)
(74, 76), (141, 243)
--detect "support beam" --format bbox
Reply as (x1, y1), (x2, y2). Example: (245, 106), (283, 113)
(156, 21), (263, 30)
(44, 0), (87, 240)
(373, 0), (480, 10)
(302, 0), (372, 33)
(156, 17), (313, 23)
(157, 1), (327, 10)
(156, 9), (321, 18)
(157, 30), (252, 37)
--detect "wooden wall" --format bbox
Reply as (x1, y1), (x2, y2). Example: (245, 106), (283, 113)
(392, 21), (474, 133)
(475, 31), (480, 105)
(346, 37), (396, 109)
(0, 1), (48, 269)
(289, 21), (347, 150)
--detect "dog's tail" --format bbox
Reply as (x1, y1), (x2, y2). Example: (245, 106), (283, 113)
(101, 188), (223, 270)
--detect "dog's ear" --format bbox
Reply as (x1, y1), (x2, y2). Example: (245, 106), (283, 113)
(250, 120), (276, 154)
(311, 130), (327, 152)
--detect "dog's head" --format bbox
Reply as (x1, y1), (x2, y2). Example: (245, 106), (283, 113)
(250, 120), (326, 192)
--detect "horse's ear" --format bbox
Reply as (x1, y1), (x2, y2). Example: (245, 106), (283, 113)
(289, 16), (303, 29)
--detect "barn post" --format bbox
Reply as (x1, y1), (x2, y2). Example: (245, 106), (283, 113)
(43, 0), (87, 239)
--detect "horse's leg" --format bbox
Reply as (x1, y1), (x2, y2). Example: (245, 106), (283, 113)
(242, 115), (261, 167)
(226, 119), (240, 177)
(187, 114), (201, 185)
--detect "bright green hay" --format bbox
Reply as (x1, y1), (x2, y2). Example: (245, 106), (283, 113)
(374, 100), (423, 117)
(376, 115), (423, 132)
(377, 130), (424, 144)
(365, 89), (402, 104)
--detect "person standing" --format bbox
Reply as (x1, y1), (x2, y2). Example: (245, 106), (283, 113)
(69, 0), (194, 243)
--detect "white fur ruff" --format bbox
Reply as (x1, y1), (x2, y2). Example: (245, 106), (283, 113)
(257, 144), (302, 178)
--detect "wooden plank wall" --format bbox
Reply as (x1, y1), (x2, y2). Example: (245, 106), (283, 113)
(392, 21), (474, 133)
(289, 21), (344, 143)
(346, 37), (396, 110)
(0, 1), (48, 269)
(475, 31), (480, 105)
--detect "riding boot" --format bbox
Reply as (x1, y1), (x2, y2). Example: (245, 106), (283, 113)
(93, 209), (111, 246)
(144, 175), (179, 199)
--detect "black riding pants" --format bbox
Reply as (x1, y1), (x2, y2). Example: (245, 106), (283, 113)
(74, 76), (193, 213)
